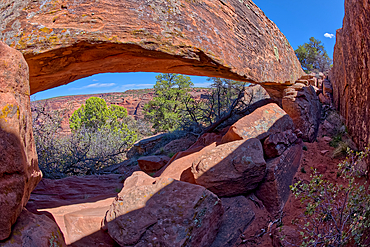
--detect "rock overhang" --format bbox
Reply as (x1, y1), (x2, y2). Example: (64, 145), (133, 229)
(1, 0), (304, 94)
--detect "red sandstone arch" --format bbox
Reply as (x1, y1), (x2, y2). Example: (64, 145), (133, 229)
(1, 0), (303, 95)
(0, 0), (305, 241)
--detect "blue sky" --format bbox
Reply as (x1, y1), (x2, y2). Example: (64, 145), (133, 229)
(32, 0), (345, 101)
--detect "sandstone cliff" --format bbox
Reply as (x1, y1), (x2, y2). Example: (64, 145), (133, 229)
(331, 0), (370, 149)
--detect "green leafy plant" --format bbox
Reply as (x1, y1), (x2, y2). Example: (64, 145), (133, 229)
(295, 37), (332, 73)
(289, 148), (370, 247)
(32, 98), (137, 178)
(144, 73), (193, 132)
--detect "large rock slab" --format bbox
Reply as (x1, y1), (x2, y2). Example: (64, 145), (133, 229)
(221, 103), (295, 144)
(0, 42), (42, 240)
(210, 196), (255, 247)
(0, 209), (66, 247)
(331, 0), (370, 150)
(256, 141), (303, 216)
(104, 171), (223, 247)
(127, 133), (166, 158)
(156, 143), (217, 183)
(282, 83), (321, 142)
(26, 175), (123, 246)
(0, 0), (303, 95)
(191, 138), (266, 197)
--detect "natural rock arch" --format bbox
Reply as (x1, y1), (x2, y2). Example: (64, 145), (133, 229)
(0, 0), (306, 241)
(1, 0), (303, 95)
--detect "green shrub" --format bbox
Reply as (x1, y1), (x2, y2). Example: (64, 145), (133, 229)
(288, 148), (370, 246)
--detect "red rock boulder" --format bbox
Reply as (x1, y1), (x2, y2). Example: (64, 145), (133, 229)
(256, 141), (303, 216)
(191, 138), (266, 197)
(104, 171), (223, 247)
(156, 143), (217, 183)
(263, 129), (298, 158)
(137, 155), (170, 173)
(26, 174), (123, 246)
(221, 103), (294, 144)
(0, 42), (42, 240)
(0, 209), (66, 246)
(210, 196), (255, 247)
(282, 83), (321, 142)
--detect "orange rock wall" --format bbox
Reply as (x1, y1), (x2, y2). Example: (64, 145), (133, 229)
(331, 0), (370, 149)
(0, 0), (303, 95)
(0, 42), (42, 240)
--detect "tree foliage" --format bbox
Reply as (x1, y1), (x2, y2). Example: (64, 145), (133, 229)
(144, 73), (193, 132)
(144, 74), (269, 134)
(33, 97), (140, 178)
(69, 97), (129, 131)
(295, 37), (332, 73)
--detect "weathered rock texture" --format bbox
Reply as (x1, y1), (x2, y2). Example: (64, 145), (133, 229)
(263, 129), (298, 158)
(156, 143), (217, 183)
(0, 42), (42, 240)
(192, 138), (266, 197)
(210, 196), (255, 247)
(331, 0), (370, 149)
(282, 83), (321, 142)
(221, 103), (295, 144)
(0, 0), (303, 94)
(26, 174), (123, 246)
(137, 155), (170, 173)
(256, 141), (303, 215)
(0, 209), (66, 247)
(104, 171), (223, 247)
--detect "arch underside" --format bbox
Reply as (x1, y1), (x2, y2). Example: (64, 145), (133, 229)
(0, 0), (304, 95)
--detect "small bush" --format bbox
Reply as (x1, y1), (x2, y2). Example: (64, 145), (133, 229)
(288, 148), (370, 246)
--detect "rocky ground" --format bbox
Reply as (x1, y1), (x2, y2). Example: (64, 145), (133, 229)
(4, 73), (356, 247)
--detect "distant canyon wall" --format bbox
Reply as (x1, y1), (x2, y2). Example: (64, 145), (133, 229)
(331, 0), (370, 149)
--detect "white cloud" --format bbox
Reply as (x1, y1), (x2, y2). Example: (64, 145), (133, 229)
(92, 79), (99, 82)
(324, 33), (335, 39)
(69, 83), (116, 90)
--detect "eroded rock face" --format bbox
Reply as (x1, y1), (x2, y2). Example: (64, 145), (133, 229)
(331, 0), (370, 149)
(191, 138), (266, 197)
(25, 175), (123, 245)
(156, 143), (217, 183)
(0, 0), (303, 94)
(0, 42), (42, 240)
(210, 196), (255, 247)
(256, 141), (303, 216)
(104, 171), (223, 247)
(137, 155), (170, 173)
(221, 103), (295, 144)
(263, 129), (298, 158)
(282, 83), (321, 142)
(0, 209), (66, 247)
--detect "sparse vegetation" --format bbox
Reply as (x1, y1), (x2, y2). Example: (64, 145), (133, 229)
(32, 97), (144, 178)
(286, 148), (370, 247)
(144, 73), (268, 134)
